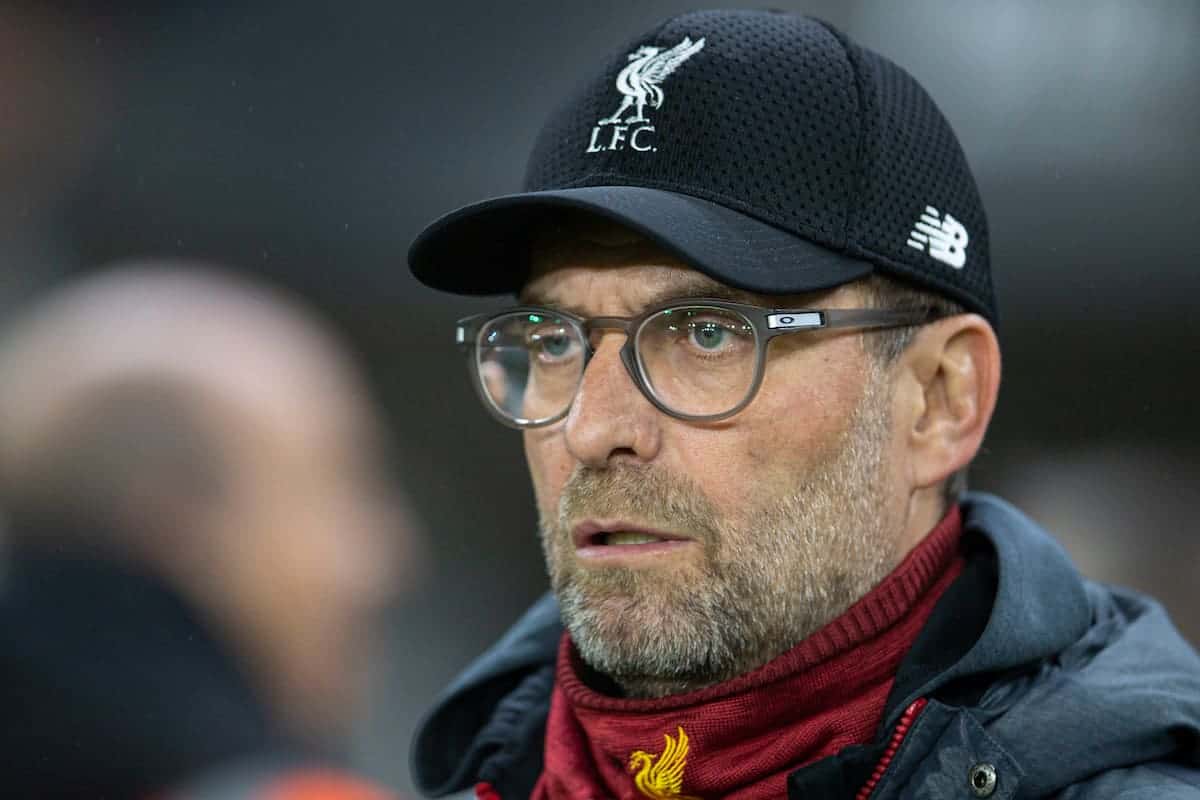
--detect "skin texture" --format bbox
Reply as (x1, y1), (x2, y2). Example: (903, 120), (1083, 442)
(0, 265), (414, 742)
(522, 222), (1000, 698)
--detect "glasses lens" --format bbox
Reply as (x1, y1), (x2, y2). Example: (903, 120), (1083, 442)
(475, 312), (584, 425)
(636, 305), (759, 417)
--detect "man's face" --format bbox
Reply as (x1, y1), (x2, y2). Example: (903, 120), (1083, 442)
(524, 231), (907, 697)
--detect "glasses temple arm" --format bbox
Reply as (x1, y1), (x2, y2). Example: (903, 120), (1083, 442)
(818, 308), (943, 331)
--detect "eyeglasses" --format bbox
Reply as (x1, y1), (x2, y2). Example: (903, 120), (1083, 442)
(456, 298), (941, 428)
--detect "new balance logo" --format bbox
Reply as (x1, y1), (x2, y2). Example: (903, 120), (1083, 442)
(907, 206), (969, 269)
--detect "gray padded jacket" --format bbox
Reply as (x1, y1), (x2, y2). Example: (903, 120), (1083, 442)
(412, 494), (1200, 798)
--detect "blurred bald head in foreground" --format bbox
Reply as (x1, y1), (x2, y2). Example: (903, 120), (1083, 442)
(0, 263), (411, 781)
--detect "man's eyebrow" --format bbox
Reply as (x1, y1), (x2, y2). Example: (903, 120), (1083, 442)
(644, 280), (760, 306)
(519, 277), (764, 313)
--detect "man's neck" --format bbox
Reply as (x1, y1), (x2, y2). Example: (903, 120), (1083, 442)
(601, 650), (779, 699)
(901, 488), (952, 561)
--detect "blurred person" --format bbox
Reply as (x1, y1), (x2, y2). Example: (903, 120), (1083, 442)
(403, 10), (1200, 800)
(0, 263), (413, 798)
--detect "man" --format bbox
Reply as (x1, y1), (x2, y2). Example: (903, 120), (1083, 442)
(0, 264), (410, 798)
(406, 10), (1200, 800)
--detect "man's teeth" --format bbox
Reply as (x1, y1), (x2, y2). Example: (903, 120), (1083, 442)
(603, 531), (662, 546)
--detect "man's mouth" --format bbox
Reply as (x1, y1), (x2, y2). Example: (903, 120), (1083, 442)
(601, 531), (664, 546)
(571, 520), (694, 562)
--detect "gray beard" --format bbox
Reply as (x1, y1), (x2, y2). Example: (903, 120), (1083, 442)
(539, 370), (898, 698)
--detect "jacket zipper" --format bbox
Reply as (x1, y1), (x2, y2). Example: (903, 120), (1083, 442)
(855, 698), (928, 800)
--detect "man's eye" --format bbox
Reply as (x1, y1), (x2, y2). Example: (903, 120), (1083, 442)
(528, 328), (578, 361)
(690, 322), (730, 350)
(681, 318), (751, 354)
(541, 334), (572, 356)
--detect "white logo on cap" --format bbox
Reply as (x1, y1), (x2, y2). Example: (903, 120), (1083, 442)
(586, 36), (705, 154)
(907, 206), (969, 269)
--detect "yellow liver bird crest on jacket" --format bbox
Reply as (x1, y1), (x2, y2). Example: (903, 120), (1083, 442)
(628, 726), (701, 800)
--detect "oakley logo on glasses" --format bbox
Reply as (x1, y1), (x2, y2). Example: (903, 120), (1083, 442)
(766, 312), (822, 330)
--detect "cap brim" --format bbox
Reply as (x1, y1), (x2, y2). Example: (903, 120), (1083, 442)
(408, 186), (872, 297)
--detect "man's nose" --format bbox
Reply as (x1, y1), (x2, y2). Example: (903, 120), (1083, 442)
(563, 333), (661, 468)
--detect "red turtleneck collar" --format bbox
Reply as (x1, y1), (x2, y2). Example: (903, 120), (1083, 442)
(527, 506), (964, 800)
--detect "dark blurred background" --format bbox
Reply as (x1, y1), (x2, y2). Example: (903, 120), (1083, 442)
(3, 0), (1197, 794)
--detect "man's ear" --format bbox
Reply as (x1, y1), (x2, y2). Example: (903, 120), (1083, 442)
(894, 314), (1001, 492)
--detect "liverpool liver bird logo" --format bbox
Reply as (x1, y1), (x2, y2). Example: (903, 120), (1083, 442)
(628, 726), (702, 800)
(599, 37), (706, 125)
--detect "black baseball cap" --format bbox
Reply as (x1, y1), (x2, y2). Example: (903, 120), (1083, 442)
(408, 9), (995, 323)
